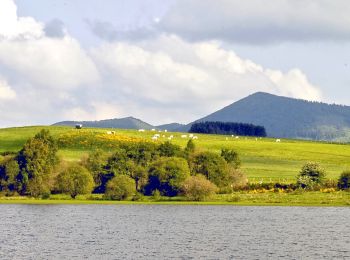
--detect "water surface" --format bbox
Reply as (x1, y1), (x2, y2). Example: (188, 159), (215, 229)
(0, 205), (349, 259)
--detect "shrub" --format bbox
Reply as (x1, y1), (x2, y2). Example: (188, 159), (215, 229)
(229, 168), (248, 189)
(338, 171), (350, 190)
(152, 189), (162, 201)
(221, 149), (241, 169)
(104, 175), (136, 200)
(158, 141), (181, 157)
(145, 157), (190, 196)
(189, 151), (230, 188)
(56, 164), (94, 198)
(182, 175), (217, 201)
(297, 162), (326, 189)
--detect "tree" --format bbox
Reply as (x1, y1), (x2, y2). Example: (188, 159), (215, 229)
(82, 149), (108, 193)
(16, 129), (59, 196)
(182, 175), (217, 201)
(158, 141), (181, 157)
(221, 148), (241, 169)
(190, 151), (230, 188)
(228, 168), (248, 190)
(56, 164), (94, 198)
(184, 139), (196, 158)
(338, 171), (350, 190)
(145, 157), (190, 196)
(104, 175), (136, 200)
(297, 162), (326, 189)
(0, 156), (19, 193)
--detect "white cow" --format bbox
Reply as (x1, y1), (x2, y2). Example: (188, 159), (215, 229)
(189, 134), (194, 138)
(151, 136), (158, 141)
(138, 129), (145, 132)
(192, 136), (198, 140)
(106, 131), (112, 135)
(181, 134), (187, 138)
(151, 129), (156, 131)
(276, 139), (281, 143)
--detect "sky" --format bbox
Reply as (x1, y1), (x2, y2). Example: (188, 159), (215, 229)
(0, 0), (349, 127)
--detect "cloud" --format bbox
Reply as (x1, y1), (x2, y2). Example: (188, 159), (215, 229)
(91, 35), (322, 124)
(44, 19), (65, 38)
(0, 0), (323, 127)
(156, 0), (350, 44)
(0, 77), (16, 100)
(0, 0), (43, 40)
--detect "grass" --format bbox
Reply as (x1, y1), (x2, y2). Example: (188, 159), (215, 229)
(0, 191), (349, 206)
(1, 125), (350, 183)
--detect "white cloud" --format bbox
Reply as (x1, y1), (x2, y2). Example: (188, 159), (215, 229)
(0, 78), (16, 100)
(0, 0), (43, 40)
(158, 0), (350, 44)
(0, 0), (323, 127)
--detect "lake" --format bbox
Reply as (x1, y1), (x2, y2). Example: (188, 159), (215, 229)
(0, 205), (349, 259)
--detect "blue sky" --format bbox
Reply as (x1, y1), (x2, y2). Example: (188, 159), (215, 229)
(0, 0), (349, 127)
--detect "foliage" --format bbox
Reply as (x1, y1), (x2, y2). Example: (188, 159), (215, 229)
(152, 189), (162, 201)
(104, 175), (136, 200)
(338, 171), (350, 190)
(16, 129), (59, 196)
(228, 168), (248, 189)
(145, 157), (190, 196)
(0, 156), (19, 193)
(157, 141), (181, 157)
(297, 162), (326, 189)
(189, 151), (230, 188)
(182, 175), (217, 201)
(184, 139), (196, 156)
(189, 121), (266, 137)
(221, 148), (241, 169)
(56, 164), (94, 198)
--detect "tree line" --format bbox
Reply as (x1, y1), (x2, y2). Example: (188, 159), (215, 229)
(189, 121), (267, 137)
(0, 130), (245, 201)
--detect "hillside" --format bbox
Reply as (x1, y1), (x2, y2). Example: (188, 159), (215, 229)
(156, 123), (186, 131)
(190, 92), (350, 141)
(1, 126), (350, 181)
(53, 116), (154, 130)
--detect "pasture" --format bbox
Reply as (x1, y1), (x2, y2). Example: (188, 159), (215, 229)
(0, 126), (349, 182)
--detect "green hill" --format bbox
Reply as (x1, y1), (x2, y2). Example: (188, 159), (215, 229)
(53, 116), (154, 130)
(1, 126), (349, 182)
(188, 92), (350, 141)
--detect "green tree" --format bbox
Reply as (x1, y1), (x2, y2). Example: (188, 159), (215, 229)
(56, 164), (94, 198)
(0, 156), (19, 193)
(190, 151), (230, 188)
(104, 175), (136, 200)
(297, 162), (326, 189)
(145, 157), (190, 196)
(338, 171), (350, 190)
(182, 175), (217, 201)
(16, 129), (59, 196)
(221, 148), (241, 169)
(184, 139), (196, 156)
(158, 141), (181, 157)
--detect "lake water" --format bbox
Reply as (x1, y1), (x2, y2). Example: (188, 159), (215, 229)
(0, 205), (349, 259)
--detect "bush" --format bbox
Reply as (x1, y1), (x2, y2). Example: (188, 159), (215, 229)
(189, 151), (230, 188)
(56, 164), (94, 198)
(229, 168), (248, 189)
(145, 157), (190, 196)
(297, 162), (326, 189)
(182, 175), (217, 201)
(105, 175), (136, 200)
(221, 149), (241, 169)
(338, 171), (350, 190)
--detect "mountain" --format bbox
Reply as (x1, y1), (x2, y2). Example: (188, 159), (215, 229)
(156, 123), (186, 131)
(189, 92), (350, 141)
(53, 116), (154, 130)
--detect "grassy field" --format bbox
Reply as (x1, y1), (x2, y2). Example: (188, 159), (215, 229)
(1, 125), (350, 182)
(0, 191), (349, 206)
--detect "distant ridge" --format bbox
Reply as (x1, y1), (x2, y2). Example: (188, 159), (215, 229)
(156, 123), (186, 131)
(53, 116), (154, 130)
(190, 92), (350, 141)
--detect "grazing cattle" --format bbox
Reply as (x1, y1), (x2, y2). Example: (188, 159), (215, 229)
(151, 129), (156, 131)
(154, 134), (160, 138)
(138, 129), (145, 132)
(235, 136), (239, 139)
(189, 134), (194, 138)
(276, 139), (281, 142)
(106, 131), (112, 135)
(192, 136), (198, 140)
(151, 136), (158, 141)
(181, 134), (187, 138)
(75, 124), (82, 129)
(164, 129), (168, 132)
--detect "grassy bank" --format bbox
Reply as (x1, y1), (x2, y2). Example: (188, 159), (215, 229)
(1, 191), (349, 206)
(1, 126), (350, 182)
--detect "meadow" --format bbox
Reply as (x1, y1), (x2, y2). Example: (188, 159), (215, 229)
(1, 125), (349, 183)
